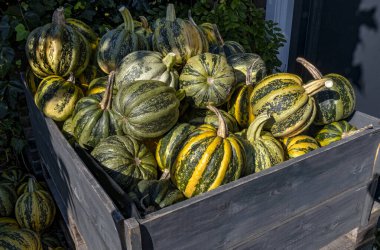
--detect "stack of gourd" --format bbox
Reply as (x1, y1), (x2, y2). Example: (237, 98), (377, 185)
(26, 4), (364, 213)
(0, 166), (64, 249)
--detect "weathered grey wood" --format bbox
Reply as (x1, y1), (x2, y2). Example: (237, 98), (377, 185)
(124, 218), (142, 250)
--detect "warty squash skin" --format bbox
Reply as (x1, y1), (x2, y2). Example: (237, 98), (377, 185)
(25, 7), (91, 79)
(282, 135), (319, 159)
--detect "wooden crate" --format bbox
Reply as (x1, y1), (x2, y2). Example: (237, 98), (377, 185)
(23, 81), (380, 249)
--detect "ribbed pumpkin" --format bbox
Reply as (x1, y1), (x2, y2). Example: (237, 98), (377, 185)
(0, 217), (19, 231)
(234, 130), (256, 176)
(172, 105), (246, 198)
(227, 64), (258, 128)
(209, 24), (245, 57)
(1, 168), (26, 187)
(86, 76), (108, 96)
(34, 74), (83, 121)
(25, 7), (90, 78)
(199, 23), (218, 47)
(97, 7), (148, 74)
(250, 73), (333, 137)
(66, 18), (98, 55)
(71, 72), (123, 148)
(0, 228), (42, 250)
(16, 180), (45, 196)
(0, 184), (17, 217)
(78, 64), (104, 93)
(188, 10), (209, 53)
(227, 53), (267, 83)
(114, 51), (179, 90)
(315, 120), (358, 147)
(282, 135), (319, 159)
(297, 57), (356, 125)
(113, 80), (180, 140)
(26, 67), (40, 96)
(15, 177), (56, 232)
(246, 113), (284, 173)
(179, 52), (236, 108)
(91, 135), (158, 191)
(156, 123), (196, 177)
(152, 4), (203, 66)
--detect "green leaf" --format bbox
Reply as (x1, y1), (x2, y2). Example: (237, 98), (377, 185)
(15, 23), (29, 41)
(0, 47), (15, 78)
(0, 16), (11, 41)
(74, 1), (86, 10)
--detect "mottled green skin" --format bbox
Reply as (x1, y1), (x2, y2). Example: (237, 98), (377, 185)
(15, 178), (56, 233)
(0, 228), (41, 250)
(66, 18), (98, 52)
(227, 83), (255, 129)
(315, 120), (356, 147)
(62, 116), (75, 145)
(78, 64), (105, 92)
(313, 74), (356, 125)
(210, 41), (245, 58)
(227, 53), (267, 83)
(115, 51), (179, 90)
(1, 168), (26, 187)
(234, 131), (256, 176)
(0, 218), (19, 231)
(86, 76), (108, 96)
(91, 135), (158, 192)
(199, 23), (219, 47)
(156, 123), (196, 172)
(0, 184), (17, 217)
(282, 135), (319, 159)
(179, 53), (236, 108)
(113, 80), (180, 140)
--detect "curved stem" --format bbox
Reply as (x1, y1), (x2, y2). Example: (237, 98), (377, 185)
(99, 71), (115, 110)
(207, 105), (228, 138)
(246, 112), (271, 143)
(139, 16), (149, 29)
(342, 124), (373, 138)
(188, 10), (197, 26)
(27, 176), (38, 193)
(166, 4), (176, 22)
(296, 57), (323, 79)
(159, 169), (171, 180)
(52, 7), (65, 26)
(212, 24), (224, 46)
(162, 52), (176, 70)
(119, 6), (134, 32)
(246, 63), (255, 86)
(304, 78), (333, 96)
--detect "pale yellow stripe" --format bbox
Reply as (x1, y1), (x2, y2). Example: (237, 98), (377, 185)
(184, 136), (222, 197)
(208, 140), (231, 190)
(234, 87), (244, 124)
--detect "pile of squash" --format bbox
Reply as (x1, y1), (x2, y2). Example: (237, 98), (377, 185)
(25, 5), (369, 214)
(0, 166), (65, 249)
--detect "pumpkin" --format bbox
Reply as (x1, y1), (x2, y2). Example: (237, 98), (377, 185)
(0, 228), (42, 250)
(78, 64), (104, 93)
(134, 16), (153, 46)
(71, 72), (123, 148)
(1, 168), (26, 187)
(152, 4), (204, 66)
(113, 80), (180, 140)
(97, 7), (148, 74)
(66, 18), (98, 55)
(246, 113), (284, 173)
(0, 217), (19, 231)
(25, 7), (90, 78)
(315, 120), (357, 147)
(0, 184), (17, 217)
(296, 57), (356, 125)
(171, 105), (246, 198)
(34, 74), (83, 122)
(26, 67), (40, 96)
(227, 53), (266, 83)
(179, 52), (236, 108)
(282, 135), (319, 159)
(227, 63), (258, 128)
(62, 116), (75, 145)
(15, 177), (56, 232)
(250, 73), (333, 137)
(41, 232), (62, 250)
(199, 23), (218, 47)
(234, 130), (256, 176)
(209, 24), (245, 57)
(114, 51), (179, 90)
(17, 180), (46, 196)
(156, 123), (196, 178)
(188, 10), (209, 53)
(86, 76), (108, 96)
(91, 135), (158, 192)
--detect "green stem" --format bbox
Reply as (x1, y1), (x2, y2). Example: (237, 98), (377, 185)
(27, 176), (38, 193)
(52, 7), (65, 26)
(159, 169), (171, 180)
(246, 113), (271, 143)
(296, 57), (323, 79)
(139, 16), (149, 29)
(207, 105), (228, 138)
(162, 53), (176, 70)
(246, 63), (255, 86)
(119, 6), (134, 32)
(99, 71), (115, 110)
(212, 24), (224, 46)
(166, 4), (176, 22)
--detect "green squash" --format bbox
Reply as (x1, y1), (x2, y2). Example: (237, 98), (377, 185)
(199, 22), (218, 47)
(134, 16), (153, 48)
(71, 72), (123, 148)
(16, 180), (45, 196)
(282, 135), (319, 159)
(26, 67), (40, 96)
(62, 116), (75, 145)
(114, 51), (179, 90)
(86, 76), (108, 96)
(0, 184), (17, 217)
(152, 4), (204, 66)
(179, 52), (236, 108)
(246, 113), (284, 173)
(227, 53), (266, 83)
(209, 24), (245, 57)
(34, 74), (83, 122)
(0, 217), (19, 231)
(297, 57), (356, 125)
(1, 168), (26, 187)
(91, 135), (158, 192)
(172, 105), (246, 198)
(315, 120), (357, 147)
(25, 7), (90, 78)
(97, 7), (148, 74)
(113, 80), (180, 140)
(0, 228), (42, 250)
(66, 18), (99, 56)
(78, 64), (105, 93)
(188, 10), (209, 53)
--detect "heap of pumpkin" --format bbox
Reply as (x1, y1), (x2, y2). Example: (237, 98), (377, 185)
(25, 5), (368, 214)
(0, 166), (65, 249)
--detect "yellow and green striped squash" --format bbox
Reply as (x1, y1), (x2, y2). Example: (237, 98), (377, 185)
(91, 135), (158, 192)
(86, 76), (108, 96)
(41, 232), (62, 250)
(97, 7), (149, 74)
(172, 106), (246, 198)
(1, 168), (26, 187)
(209, 24), (245, 57)
(315, 120), (356, 147)
(282, 135), (319, 159)
(0, 217), (19, 231)
(78, 64), (104, 93)
(25, 7), (91, 79)
(72, 72), (123, 148)
(62, 116), (75, 145)
(199, 22), (219, 48)
(297, 57), (356, 125)
(0, 184), (17, 217)
(0, 228), (42, 250)
(152, 4), (204, 66)
(227, 53), (267, 84)
(179, 52), (236, 108)
(133, 16), (153, 47)
(16, 180), (45, 197)
(188, 10), (209, 53)
(34, 74), (83, 122)
(15, 177), (56, 232)
(113, 80), (180, 140)
(25, 67), (40, 96)
(246, 113), (284, 173)
(115, 51), (179, 90)
(66, 18), (99, 56)
(250, 73), (331, 137)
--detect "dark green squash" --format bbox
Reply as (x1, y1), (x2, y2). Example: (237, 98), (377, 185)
(0, 184), (17, 217)
(209, 24), (245, 57)
(0, 217), (19, 231)
(199, 22), (218, 47)
(0, 228), (41, 250)
(227, 53), (266, 83)
(66, 18), (99, 56)
(1, 168), (26, 187)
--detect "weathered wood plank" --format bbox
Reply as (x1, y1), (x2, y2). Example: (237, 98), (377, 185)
(124, 218), (142, 250)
